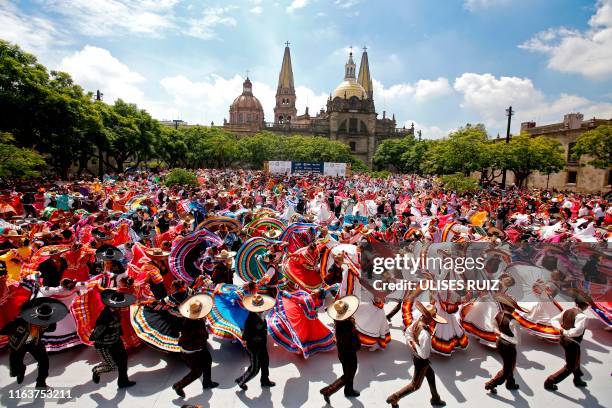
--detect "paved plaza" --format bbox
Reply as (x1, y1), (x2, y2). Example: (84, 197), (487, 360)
(1, 302), (609, 408)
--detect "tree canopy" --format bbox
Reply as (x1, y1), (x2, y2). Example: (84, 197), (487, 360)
(572, 125), (612, 169)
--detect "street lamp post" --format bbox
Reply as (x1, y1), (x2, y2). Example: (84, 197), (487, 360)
(95, 90), (104, 181)
(500, 105), (514, 189)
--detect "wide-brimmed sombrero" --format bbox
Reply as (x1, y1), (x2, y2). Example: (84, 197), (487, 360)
(145, 247), (171, 258)
(101, 289), (136, 308)
(415, 301), (447, 324)
(263, 227), (282, 239)
(327, 295), (359, 321)
(214, 249), (236, 261)
(20, 297), (69, 326)
(2, 229), (25, 238)
(38, 247), (69, 257)
(243, 293), (275, 313)
(96, 245), (124, 262)
(178, 294), (214, 319)
(493, 293), (528, 313)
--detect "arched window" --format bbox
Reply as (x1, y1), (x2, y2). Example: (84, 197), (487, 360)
(239, 113), (243, 123)
(278, 115), (284, 124)
(247, 113), (252, 122)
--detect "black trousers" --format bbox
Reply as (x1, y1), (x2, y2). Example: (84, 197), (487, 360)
(388, 356), (440, 402)
(93, 341), (129, 384)
(24, 204), (37, 218)
(321, 351), (358, 396)
(175, 348), (213, 389)
(486, 338), (517, 388)
(235, 345), (270, 385)
(9, 341), (49, 386)
(547, 337), (582, 384)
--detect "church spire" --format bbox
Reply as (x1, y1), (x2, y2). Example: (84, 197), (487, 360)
(274, 42), (297, 124)
(357, 46), (373, 99)
(344, 51), (356, 80)
(277, 42), (295, 91)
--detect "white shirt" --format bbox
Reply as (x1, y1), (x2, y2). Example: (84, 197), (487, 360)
(550, 309), (587, 338)
(405, 321), (432, 359)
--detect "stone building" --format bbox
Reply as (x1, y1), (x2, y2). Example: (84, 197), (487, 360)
(502, 113), (611, 193)
(520, 113), (611, 192)
(223, 44), (412, 165)
(224, 77), (265, 137)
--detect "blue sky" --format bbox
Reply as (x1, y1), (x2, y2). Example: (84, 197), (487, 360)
(2, 0), (611, 138)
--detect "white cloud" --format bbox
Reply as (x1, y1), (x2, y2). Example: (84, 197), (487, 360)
(335, 0), (360, 8)
(249, 6), (263, 14)
(58, 45), (146, 104)
(464, 0), (509, 12)
(453, 72), (612, 132)
(0, 1), (62, 53)
(287, 0), (309, 13)
(372, 78), (414, 100)
(519, 0), (612, 79)
(404, 120), (450, 140)
(295, 86), (329, 115)
(414, 77), (452, 101)
(185, 6), (237, 40)
(159, 74), (276, 124)
(39, 0), (177, 37)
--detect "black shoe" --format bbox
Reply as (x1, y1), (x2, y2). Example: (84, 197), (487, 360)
(485, 384), (497, 394)
(92, 372), (100, 384)
(345, 389), (360, 398)
(173, 384), (185, 398)
(35, 382), (49, 389)
(320, 389), (330, 404)
(431, 397), (446, 406)
(544, 382), (558, 391)
(506, 383), (519, 390)
(261, 380), (276, 387)
(574, 379), (587, 388)
(203, 381), (219, 389)
(118, 380), (136, 389)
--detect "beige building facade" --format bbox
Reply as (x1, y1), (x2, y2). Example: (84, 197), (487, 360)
(503, 113), (611, 193)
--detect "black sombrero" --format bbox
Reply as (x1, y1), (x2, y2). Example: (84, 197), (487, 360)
(101, 289), (136, 308)
(20, 297), (69, 326)
(95, 246), (124, 262)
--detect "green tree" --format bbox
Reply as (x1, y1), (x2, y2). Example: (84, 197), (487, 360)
(372, 136), (416, 171)
(164, 168), (198, 187)
(500, 133), (565, 187)
(0, 133), (45, 178)
(572, 125), (612, 169)
(437, 173), (479, 193)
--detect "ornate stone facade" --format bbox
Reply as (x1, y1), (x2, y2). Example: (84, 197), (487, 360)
(225, 77), (265, 136)
(223, 45), (412, 165)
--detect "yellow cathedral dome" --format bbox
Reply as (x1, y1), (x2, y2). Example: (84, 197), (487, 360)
(332, 52), (367, 100)
(332, 79), (366, 100)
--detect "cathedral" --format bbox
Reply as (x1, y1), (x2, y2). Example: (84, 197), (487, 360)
(224, 44), (412, 165)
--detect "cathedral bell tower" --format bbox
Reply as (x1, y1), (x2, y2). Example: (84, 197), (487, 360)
(274, 42), (297, 124)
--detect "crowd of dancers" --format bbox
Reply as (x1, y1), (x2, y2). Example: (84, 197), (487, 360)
(0, 169), (609, 406)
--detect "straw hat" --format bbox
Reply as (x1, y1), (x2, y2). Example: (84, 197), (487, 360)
(214, 249), (236, 261)
(145, 247), (171, 258)
(38, 247), (69, 257)
(263, 227), (281, 239)
(415, 301), (447, 324)
(493, 293), (528, 313)
(178, 294), (213, 319)
(326, 295), (359, 321)
(2, 229), (25, 238)
(242, 293), (275, 313)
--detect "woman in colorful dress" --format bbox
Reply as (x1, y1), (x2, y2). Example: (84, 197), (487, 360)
(266, 281), (338, 358)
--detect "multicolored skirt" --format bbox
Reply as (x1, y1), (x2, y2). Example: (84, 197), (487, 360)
(130, 305), (182, 353)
